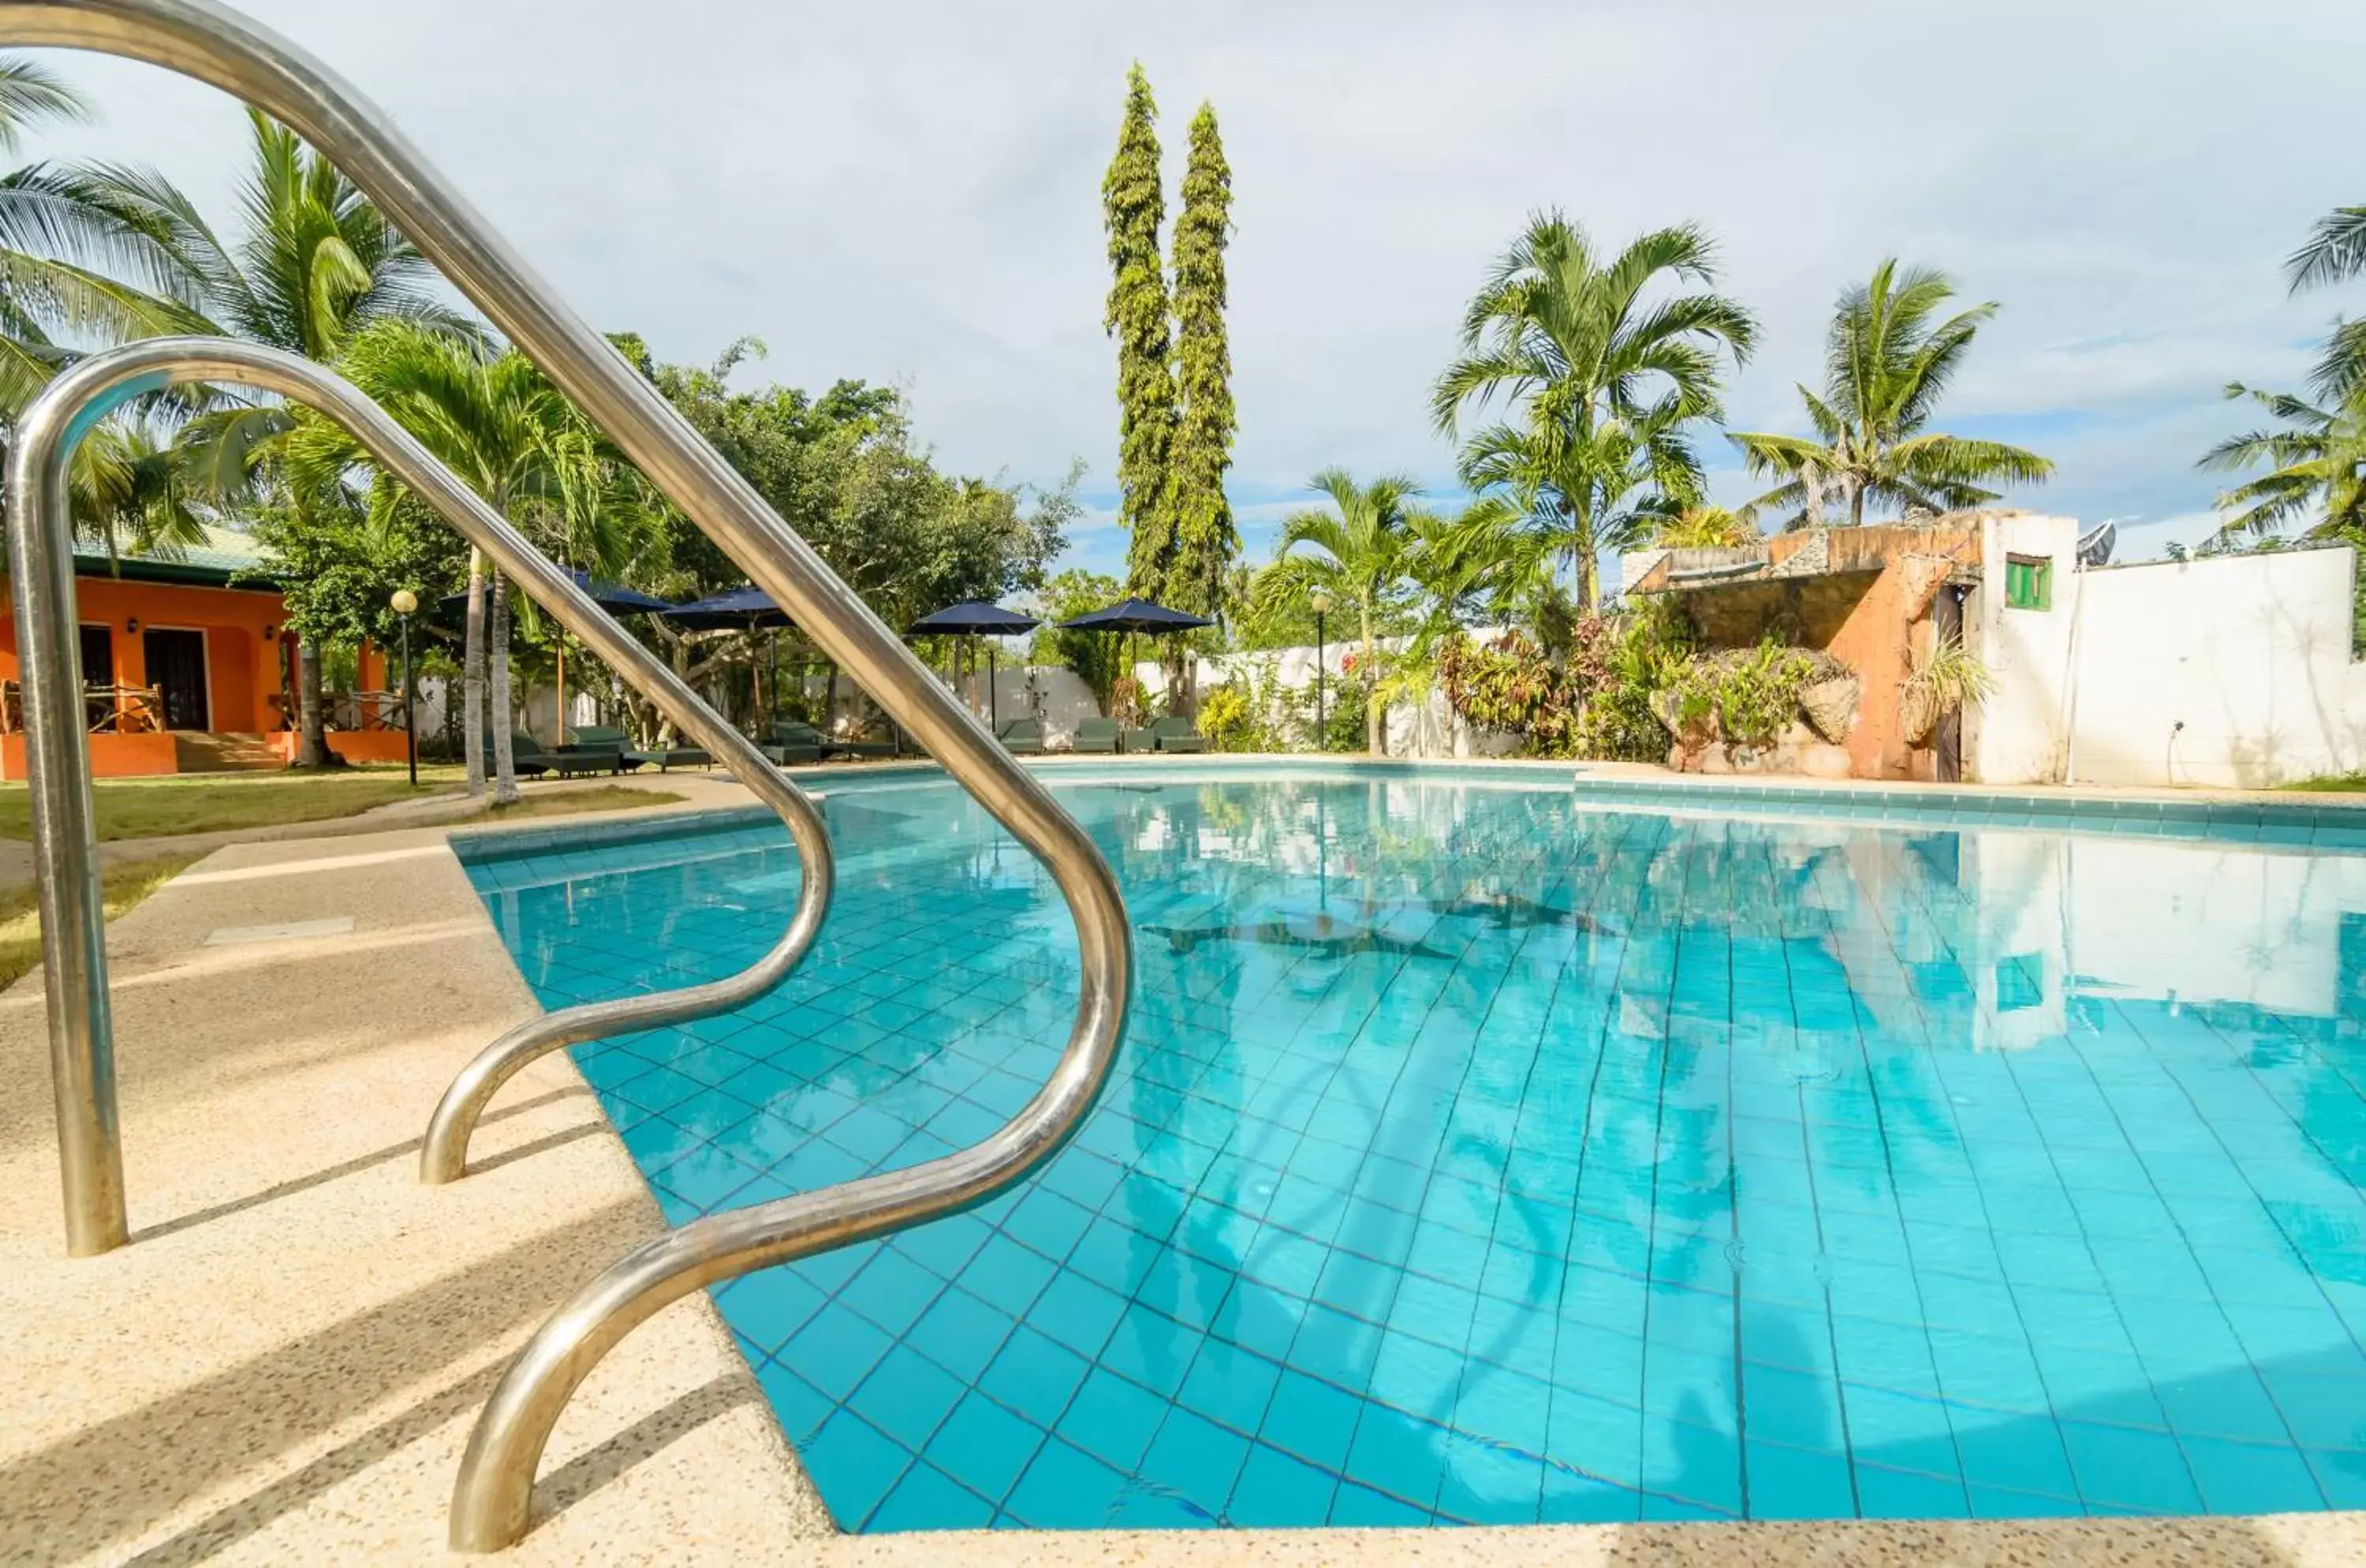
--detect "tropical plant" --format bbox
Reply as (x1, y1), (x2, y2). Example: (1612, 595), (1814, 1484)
(2289, 205), (2366, 401)
(1166, 100), (1237, 622)
(1103, 65), (1177, 597)
(282, 320), (653, 801)
(1730, 260), (2051, 528)
(1899, 630), (1994, 745)
(2197, 383), (2366, 545)
(1030, 568), (1126, 711)
(1650, 505), (1754, 549)
(1432, 211), (1756, 609)
(61, 112), (476, 769)
(1256, 469), (1433, 754)
(1194, 681), (1251, 750)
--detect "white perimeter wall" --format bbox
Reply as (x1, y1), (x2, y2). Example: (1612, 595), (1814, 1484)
(1966, 513), (2084, 786)
(2064, 546), (2366, 789)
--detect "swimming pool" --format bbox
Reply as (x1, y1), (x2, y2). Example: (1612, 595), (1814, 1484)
(461, 767), (2366, 1529)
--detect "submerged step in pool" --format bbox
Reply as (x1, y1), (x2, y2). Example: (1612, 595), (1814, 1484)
(461, 769), (2366, 1529)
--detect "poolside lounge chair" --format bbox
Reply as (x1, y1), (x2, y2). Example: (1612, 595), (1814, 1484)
(822, 731), (901, 760)
(627, 741), (713, 771)
(558, 725), (645, 775)
(996, 717), (1046, 756)
(1125, 715), (1206, 755)
(1072, 717), (1121, 755)
(761, 720), (825, 766)
(489, 730), (561, 778)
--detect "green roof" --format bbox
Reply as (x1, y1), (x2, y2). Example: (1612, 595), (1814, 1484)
(72, 525), (277, 589)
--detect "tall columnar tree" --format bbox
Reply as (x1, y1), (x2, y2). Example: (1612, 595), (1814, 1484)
(1102, 64), (1178, 599)
(1167, 101), (1237, 621)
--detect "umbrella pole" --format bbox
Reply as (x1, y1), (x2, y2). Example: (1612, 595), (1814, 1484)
(554, 633), (565, 745)
(989, 645), (998, 730)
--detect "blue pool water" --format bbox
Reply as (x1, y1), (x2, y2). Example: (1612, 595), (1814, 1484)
(463, 769), (2366, 1529)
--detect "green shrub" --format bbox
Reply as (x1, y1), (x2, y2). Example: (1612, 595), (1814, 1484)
(1196, 683), (1252, 751)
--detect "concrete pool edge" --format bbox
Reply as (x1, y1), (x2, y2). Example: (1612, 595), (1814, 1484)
(2, 793), (2360, 1564)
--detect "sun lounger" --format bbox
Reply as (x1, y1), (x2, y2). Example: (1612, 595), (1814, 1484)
(997, 718), (1047, 756)
(1073, 717), (1121, 754)
(1124, 715), (1205, 755)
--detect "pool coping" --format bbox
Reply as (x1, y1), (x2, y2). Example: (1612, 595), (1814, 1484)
(450, 756), (2366, 869)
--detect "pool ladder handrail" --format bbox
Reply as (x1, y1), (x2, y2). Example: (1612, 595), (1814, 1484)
(0, 0), (1135, 1554)
(9, 337), (839, 1226)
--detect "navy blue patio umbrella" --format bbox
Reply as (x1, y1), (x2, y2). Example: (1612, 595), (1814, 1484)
(662, 584), (793, 632)
(1055, 597), (1215, 717)
(666, 585), (800, 728)
(909, 600), (1041, 727)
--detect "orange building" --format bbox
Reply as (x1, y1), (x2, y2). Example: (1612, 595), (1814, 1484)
(0, 528), (404, 778)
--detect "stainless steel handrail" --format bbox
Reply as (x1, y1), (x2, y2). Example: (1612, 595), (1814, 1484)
(5, 338), (836, 1238)
(0, 0), (1133, 1552)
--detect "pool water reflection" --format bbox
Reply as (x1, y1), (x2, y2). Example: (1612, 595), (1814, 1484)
(464, 773), (2366, 1529)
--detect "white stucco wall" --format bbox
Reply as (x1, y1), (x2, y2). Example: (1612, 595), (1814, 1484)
(2062, 545), (2366, 788)
(1965, 513), (2083, 786)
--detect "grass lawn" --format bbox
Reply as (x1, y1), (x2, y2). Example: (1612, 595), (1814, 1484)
(487, 786), (685, 820)
(0, 767), (462, 842)
(0, 855), (200, 989)
(2279, 775), (2366, 792)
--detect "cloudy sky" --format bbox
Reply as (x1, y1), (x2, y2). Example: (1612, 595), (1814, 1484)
(18, 0), (2366, 582)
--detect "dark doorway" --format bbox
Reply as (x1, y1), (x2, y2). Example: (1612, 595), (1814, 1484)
(143, 628), (210, 730)
(77, 624), (114, 688)
(1932, 585), (1965, 783)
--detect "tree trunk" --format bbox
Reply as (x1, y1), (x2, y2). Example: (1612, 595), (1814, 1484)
(1361, 607), (1383, 757)
(489, 569), (520, 805)
(462, 547), (487, 797)
(293, 638), (345, 768)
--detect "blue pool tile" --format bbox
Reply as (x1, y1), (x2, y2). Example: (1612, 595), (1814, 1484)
(903, 1286), (1016, 1383)
(801, 1408), (910, 1530)
(1745, 1439), (1856, 1518)
(1060, 1366), (1170, 1473)
(925, 1390), (1047, 1505)
(1177, 1338), (1282, 1434)
(1137, 1408), (1252, 1520)
(1853, 1462), (1969, 1519)
(849, 1343), (965, 1450)
(1006, 1435), (1129, 1528)
(868, 1460), (996, 1531)
(978, 1325), (1092, 1429)
(1229, 1440), (1340, 1525)
(1258, 1368), (1364, 1471)
(2058, 1421), (2205, 1513)
(475, 781), (2366, 1534)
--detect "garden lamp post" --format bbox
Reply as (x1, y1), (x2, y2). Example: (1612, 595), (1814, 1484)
(1310, 587), (1331, 749)
(390, 588), (419, 787)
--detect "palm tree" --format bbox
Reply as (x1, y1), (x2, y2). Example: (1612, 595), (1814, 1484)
(284, 320), (651, 801)
(1256, 469), (1431, 755)
(64, 112), (474, 770)
(2288, 206), (2366, 401)
(2196, 383), (2366, 547)
(1651, 505), (1754, 549)
(1730, 259), (2051, 528)
(1432, 212), (1756, 610)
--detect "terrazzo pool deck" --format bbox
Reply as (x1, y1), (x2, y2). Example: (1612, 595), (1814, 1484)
(2, 765), (2362, 1565)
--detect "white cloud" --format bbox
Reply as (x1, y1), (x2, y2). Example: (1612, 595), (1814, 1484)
(13, 0), (2364, 569)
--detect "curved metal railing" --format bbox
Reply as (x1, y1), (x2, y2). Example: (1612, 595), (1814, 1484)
(0, 0), (1134, 1553)
(6, 338), (837, 1221)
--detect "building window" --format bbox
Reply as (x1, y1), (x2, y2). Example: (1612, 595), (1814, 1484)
(2005, 554), (2053, 610)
